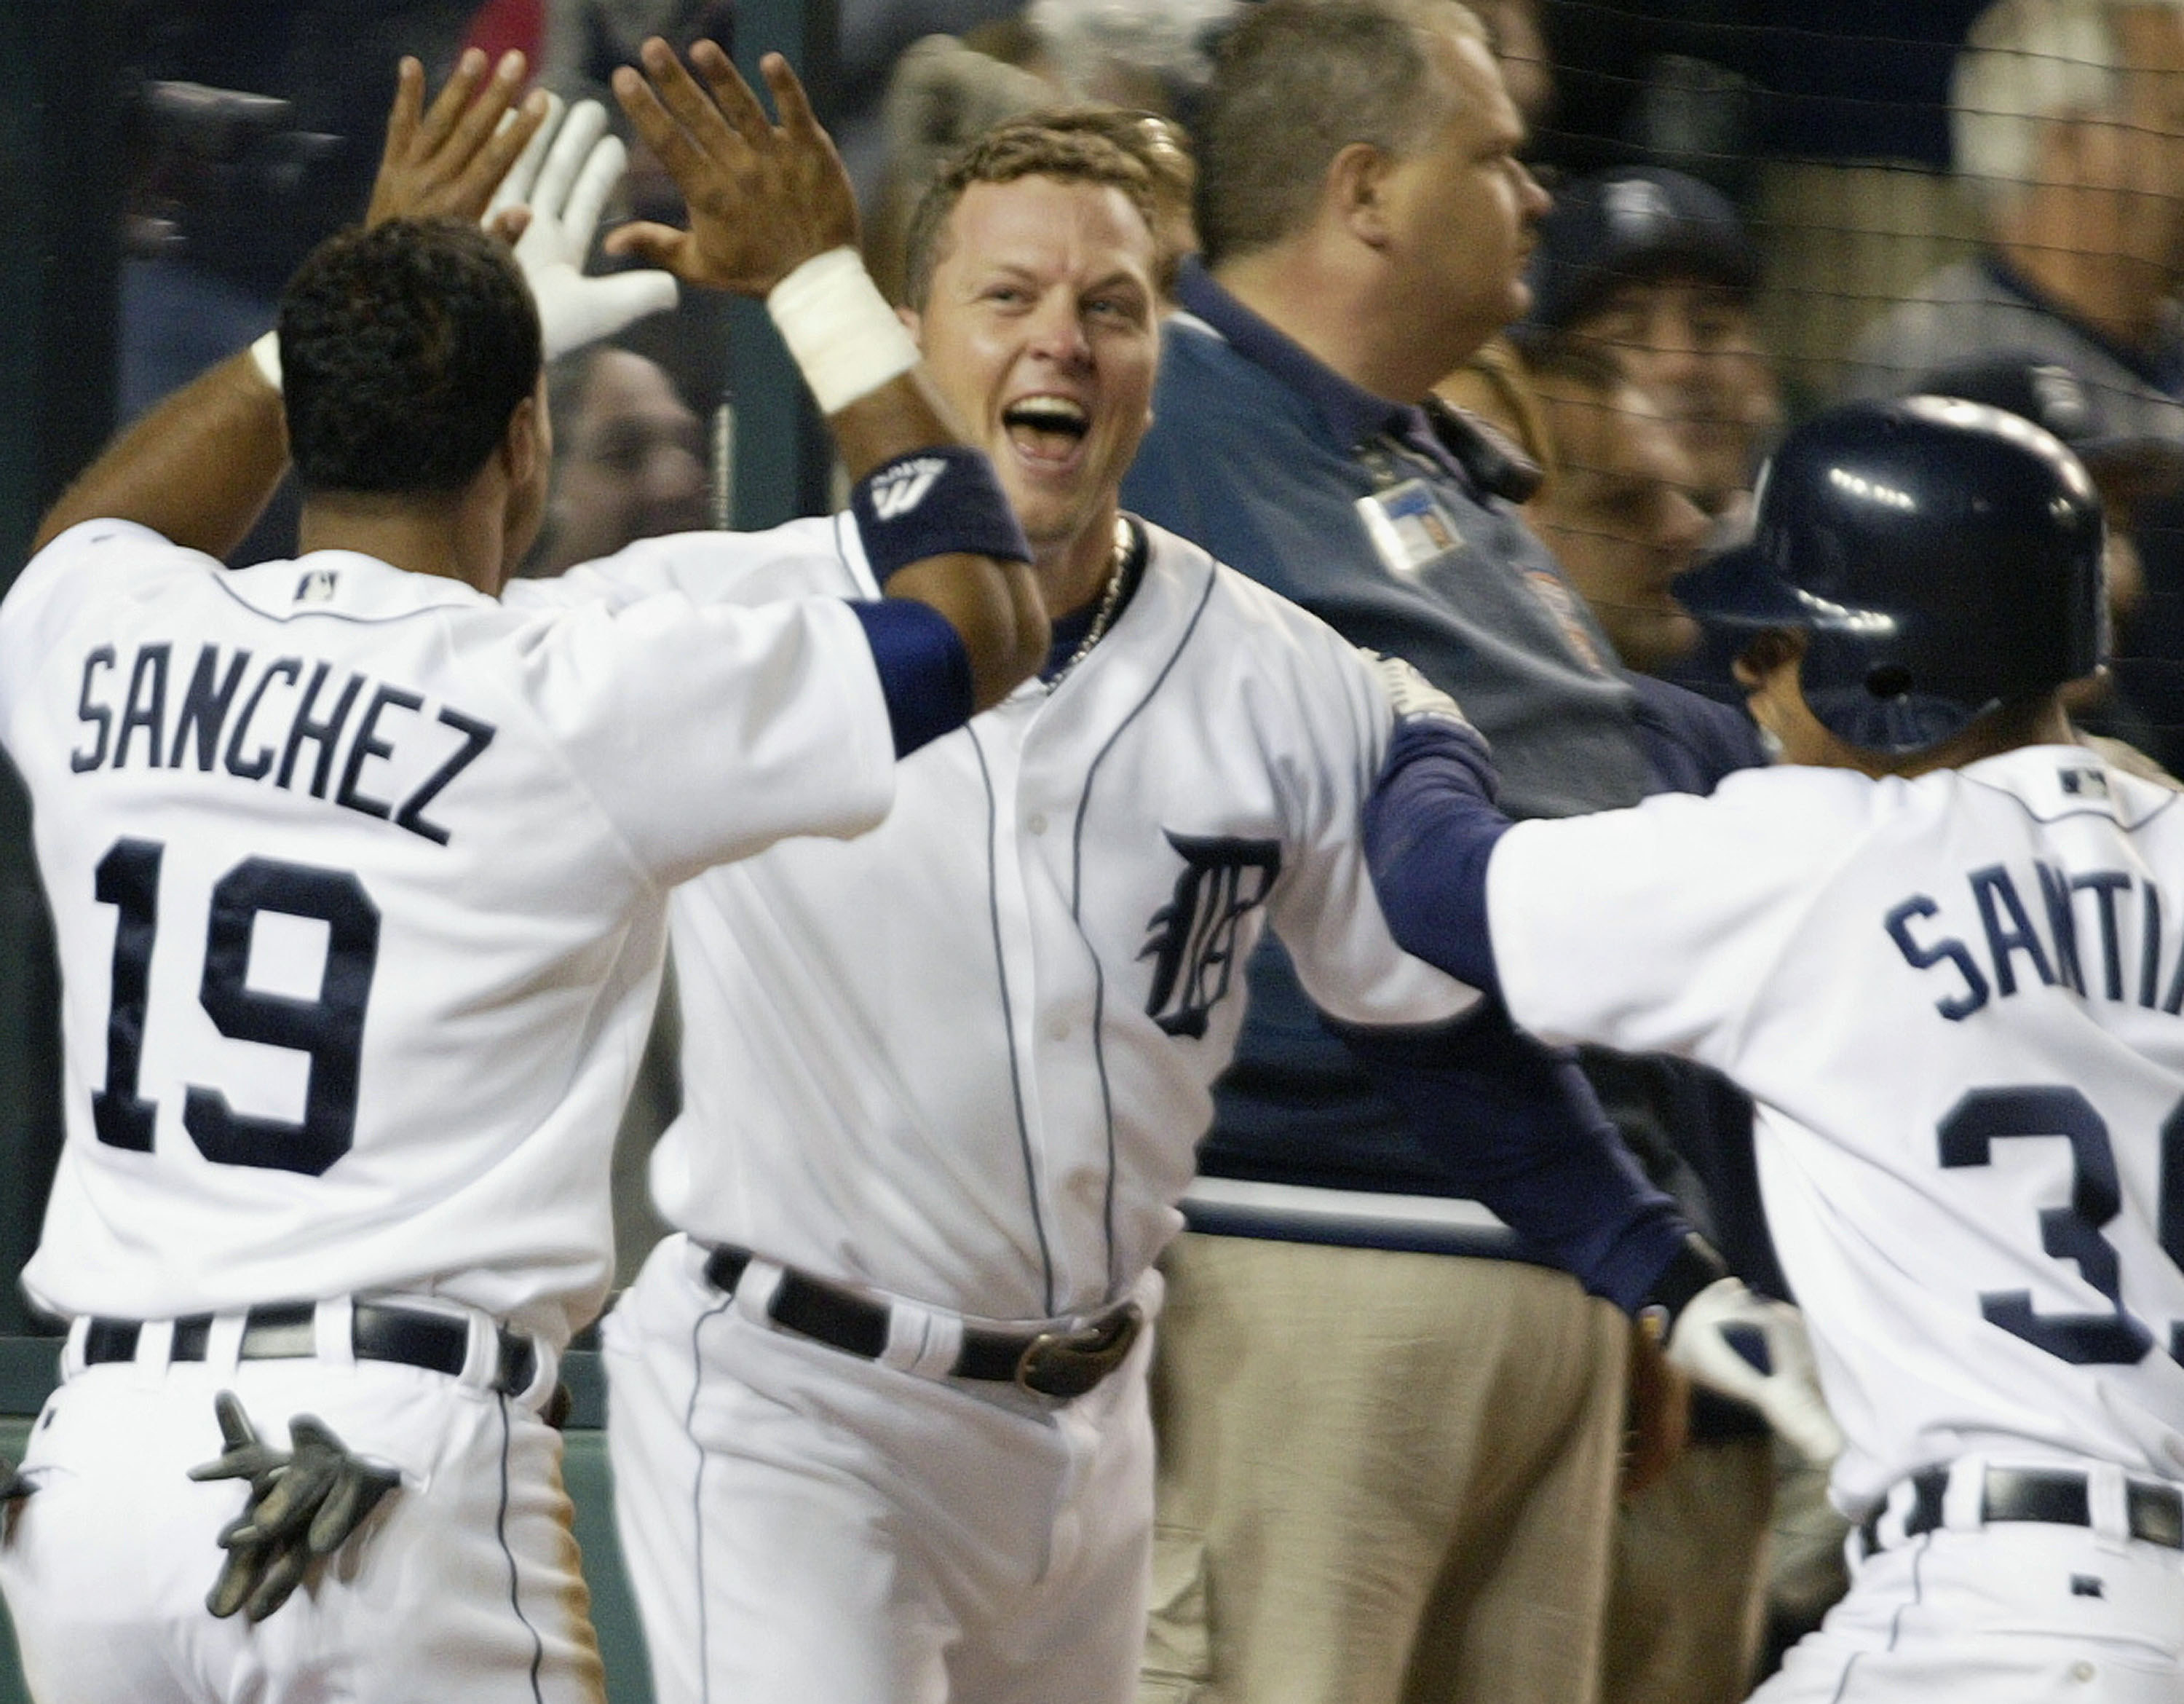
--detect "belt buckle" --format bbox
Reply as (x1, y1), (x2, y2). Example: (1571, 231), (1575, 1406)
(1013, 1302), (1144, 1400)
(2129, 1479), (2184, 1550)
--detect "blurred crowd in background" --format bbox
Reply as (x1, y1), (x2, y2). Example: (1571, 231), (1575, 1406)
(102, 0), (2184, 777)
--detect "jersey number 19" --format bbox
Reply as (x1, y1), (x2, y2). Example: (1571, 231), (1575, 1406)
(90, 837), (379, 1175)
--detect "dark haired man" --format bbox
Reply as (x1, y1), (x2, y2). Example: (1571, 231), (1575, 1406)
(504, 74), (1723, 1704)
(0, 48), (1043, 1704)
(1519, 165), (1780, 523)
(1523, 339), (1711, 677)
(1368, 396), (2184, 1704)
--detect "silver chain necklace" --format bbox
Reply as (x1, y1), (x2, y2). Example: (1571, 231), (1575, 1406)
(1046, 516), (1134, 689)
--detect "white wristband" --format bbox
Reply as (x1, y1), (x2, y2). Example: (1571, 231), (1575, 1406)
(766, 247), (921, 417)
(248, 330), (282, 392)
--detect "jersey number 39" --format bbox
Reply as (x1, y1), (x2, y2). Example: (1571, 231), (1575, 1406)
(90, 837), (378, 1175)
(1942, 1085), (2184, 1367)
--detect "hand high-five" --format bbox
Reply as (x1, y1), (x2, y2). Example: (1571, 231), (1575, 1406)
(607, 39), (860, 297)
(490, 93), (681, 360)
(366, 50), (548, 228)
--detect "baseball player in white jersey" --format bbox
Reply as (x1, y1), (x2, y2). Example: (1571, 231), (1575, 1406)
(1368, 395), (2184, 1700)
(496, 97), (1750, 1704)
(0, 47), (1049, 1704)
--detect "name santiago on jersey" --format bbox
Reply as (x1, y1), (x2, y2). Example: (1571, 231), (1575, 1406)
(1886, 853), (2184, 1022)
(68, 638), (496, 845)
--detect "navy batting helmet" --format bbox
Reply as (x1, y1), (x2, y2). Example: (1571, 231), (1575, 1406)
(1671, 396), (2105, 754)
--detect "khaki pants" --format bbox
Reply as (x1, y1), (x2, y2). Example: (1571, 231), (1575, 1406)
(1139, 1233), (1629, 1704)
(1602, 1433), (1776, 1704)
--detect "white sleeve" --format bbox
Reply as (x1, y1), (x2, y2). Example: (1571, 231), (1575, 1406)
(0, 519), (187, 756)
(1487, 768), (1875, 1060)
(499, 587), (898, 887)
(504, 517), (862, 614)
(1265, 631), (1483, 1027)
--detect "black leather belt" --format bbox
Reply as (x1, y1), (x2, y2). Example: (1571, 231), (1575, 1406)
(703, 1246), (1142, 1400)
(82, 1301), (537, 1397)
(1859, 1464), (2184, 1553)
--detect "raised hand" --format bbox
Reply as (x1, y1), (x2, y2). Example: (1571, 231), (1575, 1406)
(366, 49), (549, 229)
(606, 39), (860, 296)
(489, 94), (680, 360)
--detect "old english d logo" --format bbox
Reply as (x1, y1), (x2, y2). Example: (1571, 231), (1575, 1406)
(1140, 832), (1281, 1038)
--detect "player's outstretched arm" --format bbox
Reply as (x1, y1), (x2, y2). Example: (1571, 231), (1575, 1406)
(29, 353), (288, 561)
(609, 39), (1048, 710)
(1362, 713), (1515, 995)
(31, 51), (546, 560)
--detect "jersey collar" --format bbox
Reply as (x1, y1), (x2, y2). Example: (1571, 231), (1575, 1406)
(1171, 260), (1471, 485)
(219, 550), (497, 623)
(1961, 742), (2180, 830)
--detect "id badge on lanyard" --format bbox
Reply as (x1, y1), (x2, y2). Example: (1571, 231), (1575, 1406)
(1354, 438), (1465, 578)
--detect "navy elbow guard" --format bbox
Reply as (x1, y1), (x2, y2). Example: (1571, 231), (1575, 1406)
(852, 446), (1032, 585)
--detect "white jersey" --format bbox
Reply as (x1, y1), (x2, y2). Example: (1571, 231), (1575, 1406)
(0, 519), (899, 1343)
(513, 515), (1478, 1322)
(1484, 746), (2184, 1509)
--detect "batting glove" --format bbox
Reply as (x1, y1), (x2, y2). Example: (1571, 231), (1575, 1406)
(1364, 650), (1479, 734)
(1666, 1277), (1844, 1466)
(189, 1389), (290, 1502)
(488, 95), (679, 363)
(189, 1391), (404, 1621)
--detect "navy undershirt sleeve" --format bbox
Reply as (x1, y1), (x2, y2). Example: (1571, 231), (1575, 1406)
(1364, 717), (1513, 995)
(846, 598), (976, 758)
(1332, 1006), (1695, 1312)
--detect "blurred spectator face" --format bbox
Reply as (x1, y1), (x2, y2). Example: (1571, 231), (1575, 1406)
(2077, 8), (2184, 287)
(1569, 275), (1779, 510)
(906, 173), (1160, 553)
(1380, 24), (1551, 365)
(1958, 1), (2184, 328)
(1530, 371), (1709, 672)
(539, 349), (708, 575)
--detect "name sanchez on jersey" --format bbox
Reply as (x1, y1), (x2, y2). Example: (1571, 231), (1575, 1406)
(1887, 857), (2184, 1022)
(68, 639), (494, 845)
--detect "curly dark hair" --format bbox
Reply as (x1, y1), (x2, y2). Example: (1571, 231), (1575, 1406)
(901, 119), (1164, 310)
(280, 217), (542, 497)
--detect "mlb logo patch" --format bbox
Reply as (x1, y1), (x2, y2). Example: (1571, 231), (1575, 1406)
(2060, 766), (2108, 797)
(296, 569), (339, 604)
